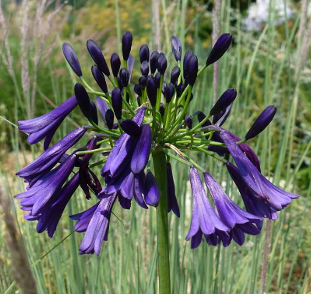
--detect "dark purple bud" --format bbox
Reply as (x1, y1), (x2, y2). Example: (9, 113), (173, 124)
(127, 54), (134, 83)
(186, 55), (198, 86)
(146, 76), (157, 107)
(210, 88), (237, 116)
(150, 51), (159, 74)
(74, 83), (92, 121)
(112, 123), (119, 129)
(161, 81), (167, 94)
(105, 109), (114, 130)
(183, 50), (194, 79)
(131, 124), (151, 174)
(171, 66), (180, 84)
(62, 43), (82, 77)
(144, 171), (160, 207)
(159, 103), (165, 116)
(139, 44), (150, 63)
(176, 83), (186, 97)
(90, 100), (98, 125)
(171, 36), (182, 61)
(117, 76), (123, 89)
(213, 103), (232, 126)
(154, 72), (161, 89)
(245, 105), (277, 140)
(196, 111), (212, 127)
(91, 65), (108, 93)
(120, 119), (141, 137)
(111, 88), (122, 119)
(157, 53), (167, 75)
(164, 83), (174, 103)
(134, 84), (142, 97)
(166, 163), (180, 217)
(87, 39), (110, 76)
(122, 31), (133, 61)
(139, 76), (147, 89)
(110, 53), (121, 77)
(119, 68), (130, 87)
(184, 114), (193, 129)
(206, 33), (232, 66)
(140, 60), (149, 76)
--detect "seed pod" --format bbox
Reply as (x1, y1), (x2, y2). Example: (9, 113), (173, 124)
(105, 109), (114, 130)
(91, 65), (108, 93)
(245, 105), (277, 140)
(171, 66), (180, 84)
(134, 84), (142, 97)
(87, 39), (110, 76)
(150, 51), (159, 74)
(140, 60), (149, 76)
(157, 53), (167, 75)
(146, 76), (157, 107)
(139, 44), (150, 63)
(62, 43), (82, 77)
(111, 88), (123, 119)
(122, 31), (133, 61)
(110, 53), (121, 77)
(171, 36), (182, 61)
(74, 83), (91, 120)
(164, 83), (174, 103)
(206, 33), (232, 66)
(119, 68), (130, 87)
(184, 114), (193, 129)
(210, 88), (237, 116)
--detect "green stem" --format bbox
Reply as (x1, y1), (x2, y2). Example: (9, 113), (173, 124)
(152, 151), (171, 294)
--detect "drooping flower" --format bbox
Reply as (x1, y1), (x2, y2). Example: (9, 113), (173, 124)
(78, 194), (117, 255)
(186, 167), (230, 249)
(18, 96), (78, 147)
(144, 171), (160, 207)
(16, 127), (86, 182)
(219, 129), (299, 211)
(203, 172), (261, 246)
(166, 163), (180, 217)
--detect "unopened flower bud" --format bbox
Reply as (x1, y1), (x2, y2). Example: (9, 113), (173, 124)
(157, 53), (167, 75)
(111, 88), (123, 119)
(184, 114), (193, 129)
(183, 50), (194, 80)
(120, 119), (141, 136)
(62, 43), (82, 77)
(150, 51), (159, 74)
(139, 44), (150, 63)
(74, 83), (92, 120)
(134, 84), (142, 97)
(164, 83), (174, 103)
(154, 72), (161, 89)
(171, 66), (180, 84)
(139, 76), (147, 89)
(140, 60), (149, 76)
(206, 33), (232, 66)
(245, 105), (277, 140)
(105, 109), (114, 130)
(87, 39), (110, 76)
(171, 36), (182, 61)
(90, 100), (98, 125)
(159, 103), (165, 116)
(210, 88), (237, 116)
(119, 68), (130, 87)
(186, 55), (198, 86)
(91, 65), (108, 93)
(122, 31), (133, 61)
(146, 76), (157, 107)
(110, 53), (121, 77)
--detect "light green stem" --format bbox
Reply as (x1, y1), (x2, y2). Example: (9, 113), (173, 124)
(152, 151), (171, 294)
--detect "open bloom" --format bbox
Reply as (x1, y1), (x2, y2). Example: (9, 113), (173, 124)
(186, 167), (230, 249)
(203, 172), (261, 246)
(18, 96), (78, 148)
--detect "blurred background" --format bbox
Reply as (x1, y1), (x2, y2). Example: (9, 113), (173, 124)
(0, 0), (311, 293)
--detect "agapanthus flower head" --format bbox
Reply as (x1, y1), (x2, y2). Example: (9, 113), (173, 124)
(62, 43), (82, 77)
(16, 28), (298, 256)
(206, 33), (232, 66)
(245, 105), (277, 140)
(139, 44), (150, 63)
(171, 36), (182, 61)
(87, 39), (110, 76)
(122, 31), (133, 61)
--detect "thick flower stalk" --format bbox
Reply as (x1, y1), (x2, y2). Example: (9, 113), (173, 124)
(15, 30), (298, 293)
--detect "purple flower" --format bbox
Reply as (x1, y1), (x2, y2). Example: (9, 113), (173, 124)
(186, 167), (230, 249)
(78, 194), (117, 255)
(15, 154), (77, 216)
(203, 172), (261, 246)
(226, 162), (277, 223)
(17, 127), (86, 181)
(35, 173), (80, 237)
(206, 33), (232, 66)
(144, 171), (160, 207)
(120, 119), (141, 137)
(220, 130), (299, 212)
(166, 163), (180, 217)
(133, 172), (148, 209)
(18, 96), (78, 147)
(62, 43), (82, 77)
(245, 105), (277, 140)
